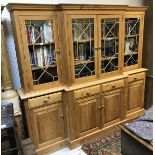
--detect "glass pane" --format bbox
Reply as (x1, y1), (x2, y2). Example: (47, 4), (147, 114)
(101, 18), (119, 73)
(25, 20), (58, 85)
(124, 18), (140, 67)
(72, 18), (95, 78)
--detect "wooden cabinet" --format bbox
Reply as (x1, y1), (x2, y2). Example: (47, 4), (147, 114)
(26, 92), (66, 154)
(8, 3), (148, 154)
(127, 73), (145, 115)
(10, 6), (62, 92)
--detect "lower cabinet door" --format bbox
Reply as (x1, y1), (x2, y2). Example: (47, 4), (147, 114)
(127, 80), (144, 113)
(102, 88), (124, 127)
(75, 96), (100, 138)
(29, 102), (65, 148)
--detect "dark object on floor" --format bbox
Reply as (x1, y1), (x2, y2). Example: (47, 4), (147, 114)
(120, 107), (153, 155)
(1, 103), (19, 155)
(81, 129), (122, 155)
(125, 107), (153, 144)
(120, 125), (153, 155)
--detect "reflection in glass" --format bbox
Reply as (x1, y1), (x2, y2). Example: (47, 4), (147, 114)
(124, 18), (140, 66)
(25, 20), (58, 85)
(101, 18), (119, 73)
(72, 19), (95, 78)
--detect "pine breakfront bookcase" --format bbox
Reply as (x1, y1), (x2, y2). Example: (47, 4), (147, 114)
(8, 3), (148, 154)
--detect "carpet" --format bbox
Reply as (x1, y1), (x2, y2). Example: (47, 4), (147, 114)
(81, 129), (122, 155)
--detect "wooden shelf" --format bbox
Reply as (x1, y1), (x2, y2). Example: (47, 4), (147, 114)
(28, 42), (55, 46)
(73, 39), (94, 43)
(124, 52), (138, 56)
(101, 56), (118, 61)
(74, 59), (94, 65)
(125, 34), (139, 38)
(101, 37), (118, 41)
(31, 64), (56, 70)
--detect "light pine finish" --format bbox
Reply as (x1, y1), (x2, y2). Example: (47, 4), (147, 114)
(8, 4), (147, 92)
(28, 99), (66, 149)
(7, 4), (148, 154)
(102, 88), (124, 127)
(75, 95), (100, 138)
(127, 73), (145, 115)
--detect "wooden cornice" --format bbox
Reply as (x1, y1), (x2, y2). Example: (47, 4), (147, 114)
(7, 3), (148, 12)
(7, 3), (58, 12)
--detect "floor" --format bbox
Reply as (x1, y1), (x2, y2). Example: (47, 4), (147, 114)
(50, 147), (87, 155)
(22, 138), (86, 155)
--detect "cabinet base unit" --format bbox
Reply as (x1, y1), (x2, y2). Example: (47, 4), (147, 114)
(8, 3), (148, 155)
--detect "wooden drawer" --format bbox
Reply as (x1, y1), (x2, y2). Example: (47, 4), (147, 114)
(74, 85), (100, 99)
(128, 73), (145, 83)
(102, 79), (124, 92)
(28, 92), (62, 109)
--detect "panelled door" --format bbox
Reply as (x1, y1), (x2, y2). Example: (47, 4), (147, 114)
(75, 96), (100, 138)
(101, 88), (124, 127)
(19, 13), (61, 91)
(127, 80), (144, 113)
(29, 102), (65, 148)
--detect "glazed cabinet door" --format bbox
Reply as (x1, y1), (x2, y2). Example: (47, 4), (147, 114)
(127, 73), (145, 114)
(75, 96), (100, 138)
(98, 15), (123, 77)
(68, 15), (97, 83)
(19, 14), (61, 92)
(123, 15), (144, 70)
(29, 102), (65, 149)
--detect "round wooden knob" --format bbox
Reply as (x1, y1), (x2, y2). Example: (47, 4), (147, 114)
(86, 91), (91, 96)
(98, 106), (101, 109)
(60, 114), (64, 118)
(112, 85), (116, 88)
(101, 105), (105, 108)
(43, 98), (48, 103)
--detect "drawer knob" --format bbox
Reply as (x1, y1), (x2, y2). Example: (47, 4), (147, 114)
(112, 85), (116, 88)
(101, 105), (105, 108)
(60, 114), (64, 118)
(43, 98), (48, 103)
(98, 106), (102, 109)
(86, 91), (91, 96)
(134, 77), (137, 80)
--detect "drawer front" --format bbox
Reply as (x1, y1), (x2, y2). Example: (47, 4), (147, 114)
(28, 92), (62, 109)
(128, 72), (145, 83)
(102, 79), (124, 92)
(74, 85), (100, 99)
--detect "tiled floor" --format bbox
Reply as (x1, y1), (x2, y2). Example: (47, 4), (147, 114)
(50, 146), (87, 155)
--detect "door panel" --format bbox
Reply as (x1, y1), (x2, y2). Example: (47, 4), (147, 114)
(102, 89), (123, 127)
(30, 102), (65, 147)
(127, 80), (144, 112)
(76, 96), (100, 137)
